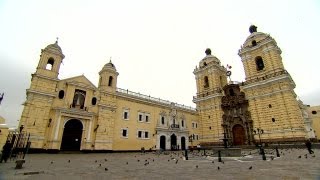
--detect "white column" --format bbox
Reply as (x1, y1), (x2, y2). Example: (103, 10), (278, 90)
(87, 120), (92, 141)
(54, 115), (61, 140)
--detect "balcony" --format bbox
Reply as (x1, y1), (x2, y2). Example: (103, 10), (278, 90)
(171, 124), (180, 129)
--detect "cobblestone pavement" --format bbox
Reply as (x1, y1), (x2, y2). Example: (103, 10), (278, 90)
(0, 148), (319, 180)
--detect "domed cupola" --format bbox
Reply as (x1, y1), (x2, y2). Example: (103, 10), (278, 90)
(101, 61), (117, 72)
(199, 48), (221, 69)
(43, 40), (65, 59)
(239, 25), (279, 55)
(99, 60), (119, 92)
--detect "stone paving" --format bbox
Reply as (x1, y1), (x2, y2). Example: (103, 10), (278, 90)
(0, 148), (320, 180)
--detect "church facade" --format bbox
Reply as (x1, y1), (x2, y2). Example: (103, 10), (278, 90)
(18, 26), (307, 152)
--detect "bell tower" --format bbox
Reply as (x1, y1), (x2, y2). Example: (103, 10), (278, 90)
(193, 48), (228, 145)
(95, 61), (119, 150)
(98, 61), (119, 93)
(35, 40), (65, 79)
(19, 41), (65, 149)
(239, 25), (306, 143)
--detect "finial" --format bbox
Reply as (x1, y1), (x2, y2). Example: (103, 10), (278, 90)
(109, 57), (112, 63)
(55, 37), (59, 44)
(205, 48), (211, 55)
(249, 25), (257, 34)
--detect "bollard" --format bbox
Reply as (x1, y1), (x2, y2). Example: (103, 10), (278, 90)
(261, 148), (266, 160)
(218, 150), (222, 162)
(185, 149), (188, 160)
(275, 147), (280, 157)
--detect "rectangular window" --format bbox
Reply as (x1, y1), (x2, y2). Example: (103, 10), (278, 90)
(145, 115), (149, 122)
(123, 111), (128, 120)
(138, 131), (142, 138)
(139, 114), (143, 121)
(145, 132), (149, 138)
(122, 129), (128, 137)
(161, 116), (165, 125)
(192, 122), (194, 128)
(181, 120), (184, 127)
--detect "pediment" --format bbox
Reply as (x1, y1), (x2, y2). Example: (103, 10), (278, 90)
(61, 75), (97, 90)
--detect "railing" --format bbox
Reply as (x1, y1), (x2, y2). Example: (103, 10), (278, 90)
(116, 88), (196, 111)
(243, 69), (292, 85)
(193, 87), (223, 100)
(171, 124), (180, 129)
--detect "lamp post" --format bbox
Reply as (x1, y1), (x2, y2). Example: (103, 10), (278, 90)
(253, 128), (266, 160)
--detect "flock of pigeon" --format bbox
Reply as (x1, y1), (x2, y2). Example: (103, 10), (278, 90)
(47, 147), (315, 173)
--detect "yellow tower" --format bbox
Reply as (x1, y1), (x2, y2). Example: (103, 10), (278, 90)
(94, 61), (119, 150)
(19, 41), (65, 149)
(239, 25), (306, 142)
(193, 48), (228, 145)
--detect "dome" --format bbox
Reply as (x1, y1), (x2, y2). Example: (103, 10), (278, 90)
(101, 60), (117, 71)
(242, 26), (272, 48)
(44, 40), (64, 56)
(199, 48), (221, 68)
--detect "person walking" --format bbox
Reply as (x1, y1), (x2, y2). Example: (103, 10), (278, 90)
(0, 141), (11, 163)
(305, 139), (314, 154)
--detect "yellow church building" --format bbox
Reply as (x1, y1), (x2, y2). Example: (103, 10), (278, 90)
(18, 25), (307, 152)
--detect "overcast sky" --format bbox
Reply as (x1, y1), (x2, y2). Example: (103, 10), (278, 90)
(1, 0), (320, 128)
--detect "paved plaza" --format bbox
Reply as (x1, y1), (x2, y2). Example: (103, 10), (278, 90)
(0, 148), (320, 180)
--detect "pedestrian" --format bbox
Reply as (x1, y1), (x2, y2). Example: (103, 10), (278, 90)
(305, 139), (314, 154)
(0, 141), (11, 163)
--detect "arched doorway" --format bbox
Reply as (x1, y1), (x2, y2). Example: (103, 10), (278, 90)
(181, 137), (186, 150)
(170, 134), (177, 150)
(160, 136), (166, 150)
(61, 119), (83, 151)
(232, 124), (246, 146)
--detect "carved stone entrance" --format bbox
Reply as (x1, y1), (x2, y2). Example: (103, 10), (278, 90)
(61, 119), (83, 151)
(221, 83), (254, 146)
(232, 124), (246, 145)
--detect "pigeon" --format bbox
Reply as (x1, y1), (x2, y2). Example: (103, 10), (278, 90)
(249, 166), (252, 170)
(218, 166), (220, 170)
(212, 161), (214, 163)
(196, 165), (198, 168)
(126, 162), (128, 165)
(298, 156), (301, 158)
(137, 159), (140, 162)
(50, 161), (54, 164)
(105, 159), (108, 162)
(68, 160), (70, 163)
(175, 160), (178, 164)
(95, 160), (97, 163)
(168, 159), (170, 162)
(105, 168), (108, 171)
(99, 164), (101, 167)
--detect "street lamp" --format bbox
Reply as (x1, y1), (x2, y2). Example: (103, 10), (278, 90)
(253, 128), (266, 160)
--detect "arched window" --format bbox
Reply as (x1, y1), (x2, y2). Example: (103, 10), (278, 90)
(108, 76), (113, 87)
(58, 90), (65, 99)
(204, 76), (209, 88)
(91, 97), (97, 105)
(252, 40), (257, 46)
(255, 56), (265, 71)
(46, 57), (54, 70)
(72, 90), (86, 109)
